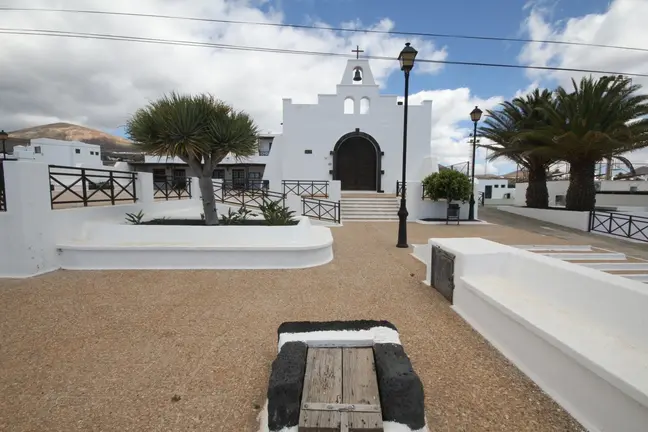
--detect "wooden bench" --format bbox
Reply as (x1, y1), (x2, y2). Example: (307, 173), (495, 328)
(299, 347), (382, 431)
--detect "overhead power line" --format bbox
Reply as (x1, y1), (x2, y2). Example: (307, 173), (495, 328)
(2, 28), (648, 78)
(2, 6), (648, 54)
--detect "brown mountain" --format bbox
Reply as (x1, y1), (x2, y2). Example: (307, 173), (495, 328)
(8, 122), (136, 152)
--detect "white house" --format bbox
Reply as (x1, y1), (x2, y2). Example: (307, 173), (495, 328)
(263, 58), (433, 193)
(12, 138), (103, 167)
(128, 134), (276, 187)
(476, 176), (516, 200)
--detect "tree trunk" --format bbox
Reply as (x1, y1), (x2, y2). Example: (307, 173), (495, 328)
(198, 175), (219, 225)
(525, 165), (549, 209)
(566, 161), (597, 211)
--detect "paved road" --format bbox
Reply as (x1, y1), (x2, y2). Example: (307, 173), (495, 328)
(478, 206), (648, 260)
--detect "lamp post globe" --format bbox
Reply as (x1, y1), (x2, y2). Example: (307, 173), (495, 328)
(468, 106), (482, 220)
(396, 43), (417, 248)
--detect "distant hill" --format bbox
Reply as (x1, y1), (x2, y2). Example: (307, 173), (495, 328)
(8, 122), (137, 152)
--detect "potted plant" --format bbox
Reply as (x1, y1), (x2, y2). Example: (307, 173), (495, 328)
(422, 170), (472, 223)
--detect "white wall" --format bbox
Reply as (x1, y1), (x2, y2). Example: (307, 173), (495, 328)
(264, 59), (432, 194)
(13, 138), (102, 167)
(498, 206), (590, 230)
(478, 178), (515, 199)
(0, 161), (202, 278)
(406, 182), (476, 221)
(515, 180), (648, 208)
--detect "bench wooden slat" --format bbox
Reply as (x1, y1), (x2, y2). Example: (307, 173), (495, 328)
(342, 347), (383, 431)
(299, 348), (343, 431)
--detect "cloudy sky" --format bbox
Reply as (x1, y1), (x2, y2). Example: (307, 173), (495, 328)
(2, 0), (648, 174)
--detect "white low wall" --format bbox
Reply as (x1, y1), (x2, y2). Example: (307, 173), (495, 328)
(498, 205), (590, 231)
(427, 237), (648, 432)
(58, 217), (333, 270)
(1, 161), (219, 278)
(406, 182), (476, 221)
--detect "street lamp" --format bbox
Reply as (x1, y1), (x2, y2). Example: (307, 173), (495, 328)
(0, 130), (8, 160)
(468, 106), (483, 220)
(396, 42), (418, 248)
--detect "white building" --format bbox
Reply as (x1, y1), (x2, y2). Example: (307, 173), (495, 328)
(12, 138), (103, 167)
(263, 59), (433, 193)
(476, 176), (516, 200)
(128, 134), (276, 186)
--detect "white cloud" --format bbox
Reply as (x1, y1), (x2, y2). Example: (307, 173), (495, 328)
(0, 0), (447, 134)
(407, 88), (506, 173)
(518, 0), (648, 163)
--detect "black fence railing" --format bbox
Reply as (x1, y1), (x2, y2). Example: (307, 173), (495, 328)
(478, 192), (485, 206)
(213, 180), (284, 208)
(221, 179), (269, 190)
(589, 210), (648, 243)
(302, 197), (340, 224)
(283, 180), (329, 197)
(259, 150), (270, 156)
(0, 161), (6, 212)
(49, 165), (137, 209)
(154, 176), (192, 200)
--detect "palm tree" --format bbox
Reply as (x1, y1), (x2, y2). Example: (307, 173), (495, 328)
(126, 93), (259, 225)
(479, 89), (556, 208)
(531, 76), (648, 211)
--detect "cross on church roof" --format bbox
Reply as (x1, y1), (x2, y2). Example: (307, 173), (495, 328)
(352, 45), (364, 59)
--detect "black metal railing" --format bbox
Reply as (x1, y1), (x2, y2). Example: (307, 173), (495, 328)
(222, 179), (269, 190)
(154, 176), (192, 200)
(49, 165), (137, 209)
(283, 180), (329, 197)
(0, 161), (6, 212)
(302, 197), (340, 224)
(478, 192), (485, 206)
(589, 210), (648, 243)
(213, 180), (283, 208)
(259, 150), (270, 156)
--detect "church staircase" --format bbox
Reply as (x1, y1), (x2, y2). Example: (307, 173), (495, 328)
(340, 194), (399, 221)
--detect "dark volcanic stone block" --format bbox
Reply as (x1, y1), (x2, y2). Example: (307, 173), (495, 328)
(374, 343), (426, 430)
(277, 320), (398, 339)
(430, 245), (456, 303)
(267, 341), (308, 432)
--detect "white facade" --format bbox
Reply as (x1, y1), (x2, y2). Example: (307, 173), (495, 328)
(515, 180), (648, 208)
(12, 138), (102, 167)
(263, 59), (433, 193)
(477, 178), (516, 200)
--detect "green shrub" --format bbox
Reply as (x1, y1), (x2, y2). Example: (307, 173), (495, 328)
(423, 170), (471, 203)
(259, 199), (297, 225)
(125, 210), (145, 225)
(220, 206), (255, 225)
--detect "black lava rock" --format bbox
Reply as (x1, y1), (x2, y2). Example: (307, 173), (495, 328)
(374, 343), (426, 430)
(266, 341), (308, 431)
(277, 320), (398, 339)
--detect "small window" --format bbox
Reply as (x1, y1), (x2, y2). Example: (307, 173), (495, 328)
(212, 169), (225, 179)
(305, 149), (313, 154)
(34, 146), (41, 154)
(248, 172), (262, 179)
(344, 97), (355, 114)
(75, 149), (81, 154)
(630, 186), (638, 193)
(360, 97), (370, 114)
(494, 184), (499, 188)
(501, 184), (506, 188)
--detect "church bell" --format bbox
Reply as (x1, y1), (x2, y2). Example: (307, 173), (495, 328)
(353, 69), (362, 82)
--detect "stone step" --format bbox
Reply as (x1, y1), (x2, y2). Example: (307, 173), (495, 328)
(341, 206), (399, 211)
(342, 214), (399, 220)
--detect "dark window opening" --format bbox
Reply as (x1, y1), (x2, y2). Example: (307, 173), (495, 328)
(75, 149), (80, 154)
(305, 149), (313, 154)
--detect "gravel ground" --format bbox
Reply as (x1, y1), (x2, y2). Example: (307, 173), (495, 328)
(0, 222), (585, 431)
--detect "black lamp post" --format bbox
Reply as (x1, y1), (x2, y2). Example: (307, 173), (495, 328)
(396, 43), (418, 248)
(0, 130), (8, 160)
(468, 106), (483, 220)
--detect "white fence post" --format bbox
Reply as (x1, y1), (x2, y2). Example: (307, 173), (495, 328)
(135, 171), (154, 205)
(329, 180), (341, 202)
(0, 161), (56, 277)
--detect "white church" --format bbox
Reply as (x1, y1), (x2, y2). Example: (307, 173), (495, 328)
(263, 57), (435, 194)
